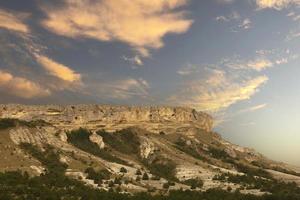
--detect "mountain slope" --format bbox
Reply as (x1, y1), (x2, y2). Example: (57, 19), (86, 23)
(0, 104), (299, 197)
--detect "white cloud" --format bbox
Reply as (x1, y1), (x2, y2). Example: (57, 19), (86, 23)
(239, 18), (252, 30)
(0, 70), (50, 98)
(216, 11), (240, 22)
(177, 64), (199, 75)
(240, 103), (267, 113)
(0, 9), (30, 33)
(256, 0), (300, 10)
(122, 55), (143, 67)
(35, 55), (81, 83)
(40, 0), (193, 56)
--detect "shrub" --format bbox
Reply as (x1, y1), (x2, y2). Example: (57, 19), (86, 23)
(142, 173), (149, 180)
(120, 167), (128, 173)
(183, 178), (204, 189)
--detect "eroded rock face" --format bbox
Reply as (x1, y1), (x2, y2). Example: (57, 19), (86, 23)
(89, 133), (105, 149)
(0, 104), (213, 133)
(139, 137), (156, 159)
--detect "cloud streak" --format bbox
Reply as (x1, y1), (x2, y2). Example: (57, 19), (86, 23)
(35, 55), (81, 83)
(170, 68), (268, 112)
(91, 78), (150, 100)
(240, 103), (267, 113)
(40, 0), (193, 56)
(0, 9), (29, 33)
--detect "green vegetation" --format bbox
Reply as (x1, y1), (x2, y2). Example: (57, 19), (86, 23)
(213, 171), (300, 198)
(20, 143), (67, 175)
(183, 178), (204, 189)
(85, 167), (111, 184)
(0, 118), (50, 129)
(174, 139), (208, 162)
(209, 147), (230, 159)
(0, 169), (300, 199)
(120, 167), (128, 173)
(67, 128), (128, 165)
(142, 172), (149, 180)
(97, 129), (140, 155)
(234, 162), (272, 179)
(252, 161), (300, 177)
(143, 158), (178, 182)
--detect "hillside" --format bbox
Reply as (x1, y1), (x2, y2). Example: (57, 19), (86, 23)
(0, 105), (299, 199)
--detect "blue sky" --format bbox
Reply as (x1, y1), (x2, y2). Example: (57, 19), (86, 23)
(0, 0), (300, 165)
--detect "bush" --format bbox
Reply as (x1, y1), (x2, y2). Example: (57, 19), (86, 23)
(85, 167), (111, 183)
(143, 158), (178, 182)
(142, 173), (149, 180)
(135, 169), (142, 175)
(120, 167), (128, 173)
(183, 178), (204, 189)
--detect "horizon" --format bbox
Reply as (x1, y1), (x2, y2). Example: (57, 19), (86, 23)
(0, 0), (300, 166)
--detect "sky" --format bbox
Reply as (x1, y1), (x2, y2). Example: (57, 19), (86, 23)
(0, 0), (300, 165)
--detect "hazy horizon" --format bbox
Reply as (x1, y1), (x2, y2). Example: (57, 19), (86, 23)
(0, 0), (300, 166)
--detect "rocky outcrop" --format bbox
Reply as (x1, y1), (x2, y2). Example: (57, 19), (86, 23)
(0, 104), (213, 133)
(139, 137), (156, 159)
(89, 132), (105, 149)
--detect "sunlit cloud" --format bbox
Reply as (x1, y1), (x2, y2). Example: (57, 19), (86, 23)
(0, 9), (30, 33)
(40, 0), (193, 57)
(169, 69), (268, 112)
(247, 59), (273, 71)
(0, 70), (51, 98)
(256, 0), (300, 10)
(35, 55), (81, 83)
(226, 58), (273, 71)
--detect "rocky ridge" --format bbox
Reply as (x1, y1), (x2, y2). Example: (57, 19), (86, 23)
(0, 104), (213, 133)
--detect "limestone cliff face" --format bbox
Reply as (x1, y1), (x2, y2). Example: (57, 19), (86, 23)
(0, 104), (213, 133)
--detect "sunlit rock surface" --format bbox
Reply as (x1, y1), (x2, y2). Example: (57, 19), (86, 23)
(0, 104), (213, 133)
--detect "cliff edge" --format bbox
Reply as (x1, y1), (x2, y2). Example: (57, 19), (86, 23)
(0, 104), (213, 133)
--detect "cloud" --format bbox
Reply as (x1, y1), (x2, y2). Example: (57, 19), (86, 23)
(239, 18), (252, 30)
(92, 78), (150, 100)
(40, 0), (193, 56)
(256, 0), (300, 9)
(225, 57), (273, 71)
(169, 69), (268, 112)
(247, 59), (273, 71)
(177, 64), (199, 75)
(122, 55), (143, 67)
(240, 103), (267, 113)
(215, 12), (252, 31)
(35, 55), (81, 83)
(0, 9), (30, 33)
(0, 70), (51, 98)
(216, 11), (240, 22)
